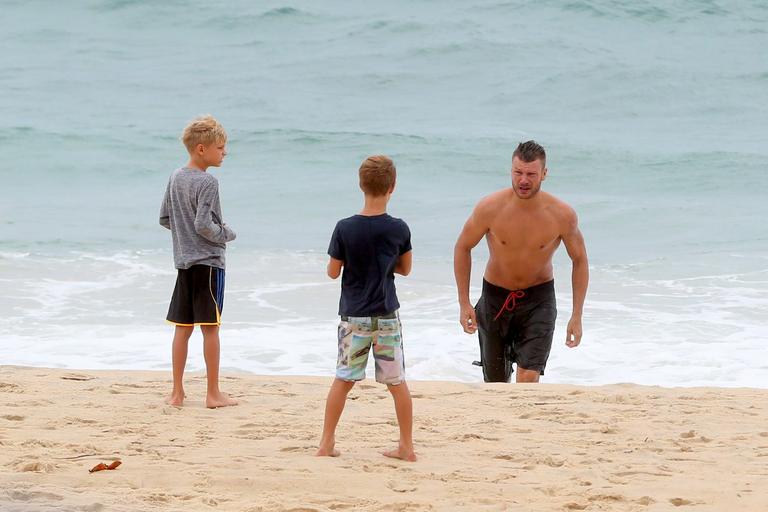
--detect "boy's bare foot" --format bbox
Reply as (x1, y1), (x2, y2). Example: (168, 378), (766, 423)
(205, 391), (238, 409)
(316, 444), (341, 457)
(165, 392), (185, 407)
(383, 446), (417, 462)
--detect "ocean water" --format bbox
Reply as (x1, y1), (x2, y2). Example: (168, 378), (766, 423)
(1, 1), (766, 387)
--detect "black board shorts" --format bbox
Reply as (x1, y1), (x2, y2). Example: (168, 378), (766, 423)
(475, 279), (557, 382)
(166, 265), (225, 326)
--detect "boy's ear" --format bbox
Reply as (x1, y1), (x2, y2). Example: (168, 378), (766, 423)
(195, 143), (206, 155)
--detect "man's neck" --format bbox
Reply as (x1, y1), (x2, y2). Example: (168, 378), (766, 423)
(510, 188), (545, 209)
(360, 195), (389, 216)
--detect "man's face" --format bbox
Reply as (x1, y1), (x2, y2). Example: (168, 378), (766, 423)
(511, 157), (546, 199)
(199, 141), (227, 167)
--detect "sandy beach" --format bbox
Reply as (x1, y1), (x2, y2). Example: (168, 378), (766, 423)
(1, 365), (766, 511)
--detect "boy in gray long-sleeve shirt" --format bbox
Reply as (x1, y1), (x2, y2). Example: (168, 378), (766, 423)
(159, 115), (237, 409)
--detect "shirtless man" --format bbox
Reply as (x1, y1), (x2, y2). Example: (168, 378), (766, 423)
(453, 141), (588, 383)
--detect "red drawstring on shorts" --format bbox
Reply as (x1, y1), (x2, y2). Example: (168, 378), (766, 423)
(494, 290), (525, 321)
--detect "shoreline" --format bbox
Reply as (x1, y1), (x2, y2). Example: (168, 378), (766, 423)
(2, 365), (767, 511)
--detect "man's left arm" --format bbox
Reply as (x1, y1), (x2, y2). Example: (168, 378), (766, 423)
(561, 209), (589, 348)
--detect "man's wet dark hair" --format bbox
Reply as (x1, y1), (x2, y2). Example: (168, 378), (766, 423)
(513, 140), (546, 168)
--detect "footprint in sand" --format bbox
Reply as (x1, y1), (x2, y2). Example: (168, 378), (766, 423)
(17, 461), (57, 473)
(202, 496), (225, 506)
(326, 502), (358, 510)
(387, 481), (417, 493)
(615, 470), (672, 478)
(280, 445), (314, 453)
(1, 415), (24, 421)
(569, 477), (592, 487)
(0, 382), (21, 392)
(451, 433), (500, 442)
(380, 503), (431, 512)
(679, 430), (696, 439)
(588, 494), (626, 503)
(112, 383), (150, 389)
(235, 430), (266, 440)
(21, 439), (59, 448)
(142, 493), (171, 504)
(60, 373), (95, 381)
(563, 503), (588, 510)
(7, 489), (64, 501)
(669, 498), (693, 506)
(80, 504), (105, 512)
(539, 456), (565, 468)
(64, 417), (99, 426)
(493, 454), (520, 461)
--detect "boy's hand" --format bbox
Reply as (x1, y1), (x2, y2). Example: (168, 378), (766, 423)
(459, 303), (477, 334)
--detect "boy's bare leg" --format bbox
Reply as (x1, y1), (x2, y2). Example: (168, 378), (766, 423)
(167, 325), (194, 406)
(200, 324), (238, 408)
(383, 381), (417, 461)
(316, 378), (355, 457)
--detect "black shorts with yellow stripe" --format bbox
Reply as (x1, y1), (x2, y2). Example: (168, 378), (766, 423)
(166, 265), (225, 326)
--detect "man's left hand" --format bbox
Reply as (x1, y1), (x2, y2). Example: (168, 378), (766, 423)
(566, 316), (582, 348)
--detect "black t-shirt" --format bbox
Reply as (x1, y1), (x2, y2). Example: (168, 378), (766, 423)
(327, 213), (412, 316)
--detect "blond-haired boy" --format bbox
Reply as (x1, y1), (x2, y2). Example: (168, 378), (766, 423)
(316, 155), (416, 461)
(159, 115), (237, 408)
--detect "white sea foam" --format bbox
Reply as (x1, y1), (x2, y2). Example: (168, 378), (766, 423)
(1, 250), (766, 388)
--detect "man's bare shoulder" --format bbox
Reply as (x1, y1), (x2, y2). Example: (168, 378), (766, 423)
(542, 192), (578, 227)
(475, 189), (513, 213)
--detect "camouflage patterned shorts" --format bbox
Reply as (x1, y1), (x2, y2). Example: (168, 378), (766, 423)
(335, 312), (405, 385)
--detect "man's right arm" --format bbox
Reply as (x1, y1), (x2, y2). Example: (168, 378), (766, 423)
(453, 199), (491, 334)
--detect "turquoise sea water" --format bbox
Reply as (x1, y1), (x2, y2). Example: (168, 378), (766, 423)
(1, 1), (767, 386)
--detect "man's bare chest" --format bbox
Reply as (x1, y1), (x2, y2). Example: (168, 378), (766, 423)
(486, 213), (561, 251)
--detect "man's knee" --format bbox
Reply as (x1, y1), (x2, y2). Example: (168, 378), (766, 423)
(515, 367), (541, 383)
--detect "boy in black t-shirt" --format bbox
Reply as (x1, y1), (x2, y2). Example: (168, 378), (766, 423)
(316, 155), (416, 461)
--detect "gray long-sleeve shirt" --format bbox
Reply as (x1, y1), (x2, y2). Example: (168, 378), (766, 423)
(159, 168), (236, 269)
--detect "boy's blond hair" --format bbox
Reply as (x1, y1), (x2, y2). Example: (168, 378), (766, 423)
(181, 115), (227, 153)
(359, 155), (396, 197)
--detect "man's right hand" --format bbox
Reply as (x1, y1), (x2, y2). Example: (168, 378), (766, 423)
(459, 303), (478, 334)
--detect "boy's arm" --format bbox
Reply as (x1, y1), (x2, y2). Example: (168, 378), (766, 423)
(194, 180), (236, 243)
(327, 257), (343, 279)
(327, 222), (344, 279)
(159, 182), (171, 230)
(394, 250), (412, 276)
(394, 221), (413, 276)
